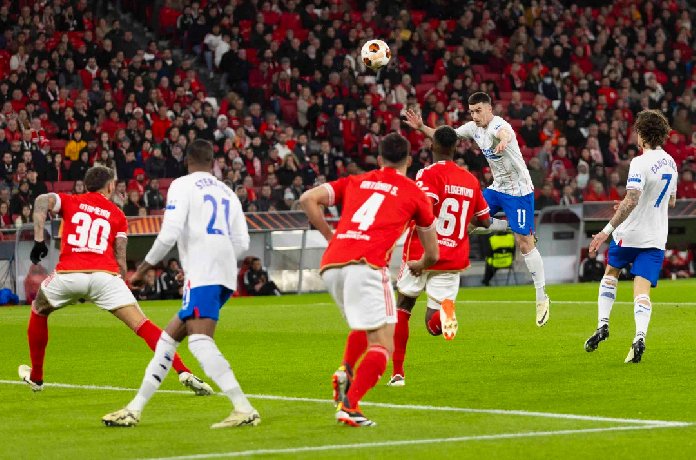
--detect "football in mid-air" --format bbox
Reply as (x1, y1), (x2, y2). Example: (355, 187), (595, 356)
(361, 39), (391, 71)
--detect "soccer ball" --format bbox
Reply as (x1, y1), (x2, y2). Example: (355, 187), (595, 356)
(361, 39), (391, 71)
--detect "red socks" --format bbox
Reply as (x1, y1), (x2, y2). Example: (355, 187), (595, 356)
(427, 310), (442, 336)
(392, 309), (411, 376)
(28, 309), (48, 383)
(135, 319), (190, 374)
(346, 344), (389, 407)
(342, 330), (367, 372)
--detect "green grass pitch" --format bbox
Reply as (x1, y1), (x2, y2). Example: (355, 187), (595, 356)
(1, 279), (695, 459)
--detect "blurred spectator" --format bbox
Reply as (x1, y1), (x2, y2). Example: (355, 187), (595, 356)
(64, 130), (86, 162)
(663, 250), (694, 280)
(143, 178), (165, 212)
(677, 170), (696, 199)
(243, 258), (281, 296)
(71, 180), (86, 195)
(15, 203), (32, 228)
(70, 149), (91, 180)
(579, 252), (605, 283)
(11, 180), (33, 216)
(111, 180), (128, 209)
(535, 183), (557, 210)
(137, 268), (161, 300)
(584, 180), (608, 202)
(27, 171), (47, 198)
(123, 190), (144, 217)
(0, 201), (12, 228)
(159, 258), (184, 300)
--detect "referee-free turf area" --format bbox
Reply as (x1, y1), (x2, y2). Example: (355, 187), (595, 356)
(1, 280), (695, 459)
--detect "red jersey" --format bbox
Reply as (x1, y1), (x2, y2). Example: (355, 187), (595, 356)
(403, 161), (490, 271)
(320, 168), (435, 271)
(55, 192), (128, 274)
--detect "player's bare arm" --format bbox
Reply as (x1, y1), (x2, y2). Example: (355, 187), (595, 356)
(589, 189), (642, 255)
(32, 193), (57, 242)
(29, 193), (58, 264)
(407, 224), (439, 276)
(299, 187), (334, 241)
(404, 109), (436, 139)
(113, 237), (129, 279)
(494, 127), (512, 154)
(669, 194), (677, 208)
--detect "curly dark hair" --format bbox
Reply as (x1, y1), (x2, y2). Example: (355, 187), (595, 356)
(84, 166), (115, 192)
(633, 110), (670, 149)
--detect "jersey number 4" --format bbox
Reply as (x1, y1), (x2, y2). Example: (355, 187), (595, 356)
(66, 212), (111, 252)
(351, 193), (386, 231)
(437, 198), (470, 239)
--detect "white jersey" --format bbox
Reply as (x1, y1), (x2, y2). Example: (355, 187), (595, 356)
(455, 116), (534, 196)
(613, 148), (677, 250)
(145, 171), (250, 290)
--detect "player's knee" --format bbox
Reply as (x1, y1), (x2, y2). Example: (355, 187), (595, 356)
(33, 291), (54, 316)
(518, 237), (535, 254)
(600, 275), (618, 289)
(634, 294), (651, 310)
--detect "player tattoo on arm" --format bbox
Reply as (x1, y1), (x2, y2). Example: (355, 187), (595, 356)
(609, 189), (642, 228)
(114, 237), (128, 279)
(32, 194), (56, 242)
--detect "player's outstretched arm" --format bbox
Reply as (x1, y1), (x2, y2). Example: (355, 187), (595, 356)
(589, 189), (642, 255)
(299, 187), (334, 241)
(407, 224), (439, 276)
(404, 109), (436, 139)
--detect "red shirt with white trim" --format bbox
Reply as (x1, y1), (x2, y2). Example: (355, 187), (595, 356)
(55, 192), (128, 274)
(403, 161), (490, 271)
(320, 168), (435, 271)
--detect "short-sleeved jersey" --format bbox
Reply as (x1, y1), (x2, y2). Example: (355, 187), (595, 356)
(55, 192), (128, 274)
(613, 148), (677, 250)
(455, 116), (534, 196)
(403, 161), (490, 271)
(320, 168), (435, 271)
(150, 171), (249, 290)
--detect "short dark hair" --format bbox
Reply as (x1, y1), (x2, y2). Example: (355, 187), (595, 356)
(433, 126), (458, 150)
(186, 138), (214, 165)
(84, 166), (115, 192)
(379, 132), (410, 164)
(634, 110), (670, 149)
(467, 92), (492, 106)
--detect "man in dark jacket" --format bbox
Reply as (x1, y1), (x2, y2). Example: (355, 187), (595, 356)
(244, 258), (281, 296)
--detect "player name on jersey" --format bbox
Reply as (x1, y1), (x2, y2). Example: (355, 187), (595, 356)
(360, 180), (399, 196)
(444, 184), (474, 197)
(78, 203), (111, 219)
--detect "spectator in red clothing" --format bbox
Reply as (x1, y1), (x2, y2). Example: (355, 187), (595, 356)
(584, 180), (609, 202)
(128, 168), (147, 195)
(663, 250), (694, 279)
(607, 172), (624, 201)
(539, 119), (560, 146)
(677, 170), (696, 199)
(0, 201), (12, 228)
(151, 106), (173, 143)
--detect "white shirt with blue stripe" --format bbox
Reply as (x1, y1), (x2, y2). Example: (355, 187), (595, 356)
(455, 116), (534, 197)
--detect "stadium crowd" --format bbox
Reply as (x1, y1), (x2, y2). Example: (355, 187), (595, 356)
(0, 0), (694, 271)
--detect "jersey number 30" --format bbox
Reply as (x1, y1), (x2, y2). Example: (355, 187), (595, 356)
(66, 212), (111, 252)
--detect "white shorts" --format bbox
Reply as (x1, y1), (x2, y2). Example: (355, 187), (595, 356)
(396, 265), (460, 310)
(322, 264), (396, 330)
(40, 272), (137, 311)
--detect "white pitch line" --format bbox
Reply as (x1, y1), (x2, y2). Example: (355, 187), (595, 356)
(0, 380), (688, 428)
(142, 425), (681, 460)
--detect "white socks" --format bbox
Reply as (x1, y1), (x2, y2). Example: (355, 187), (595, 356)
(128, 332), (178, 412)
(597, 275), (618, 328)
(522, 247), (546, 302)
(188, 334), (253, 413)
(634, 294), (652, 342)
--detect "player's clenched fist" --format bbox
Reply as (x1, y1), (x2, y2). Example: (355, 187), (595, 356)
(30, 240), (48, 265)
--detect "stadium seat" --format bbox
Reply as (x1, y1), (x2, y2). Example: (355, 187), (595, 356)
(50, 139), (67, 153)
(52, 181), (75, 193)
(420, 74), (439, 84)
(411, 10), (426, 26)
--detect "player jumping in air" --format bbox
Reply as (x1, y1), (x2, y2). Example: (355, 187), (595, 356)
(585, 110), (677, 363)
(19, 166), (212, 396)
(300, 133), (439, 427)
(103, 139), (258, 428)
(405, 92), (550, 326)
(389, 126), (499, 386)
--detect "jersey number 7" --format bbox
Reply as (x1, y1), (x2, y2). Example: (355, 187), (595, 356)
(654, 174), (672, 207)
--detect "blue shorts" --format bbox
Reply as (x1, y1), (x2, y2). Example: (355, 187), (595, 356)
(483, 189), (535, 235)
(607, 240), (664, 287)
(178, 285), (234, 321)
